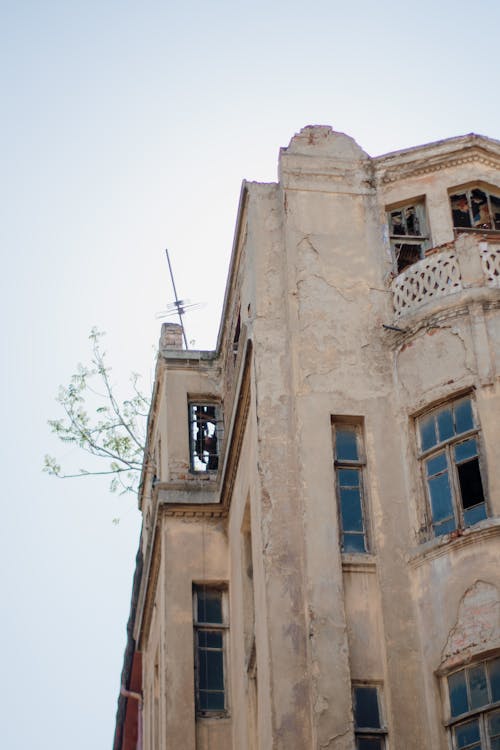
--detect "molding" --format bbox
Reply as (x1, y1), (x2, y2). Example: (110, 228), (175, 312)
(342, 555), (377, 574)
(137, 518), (162, 650)
(376, 147), (500, 186)
(408, 518), (500, 569)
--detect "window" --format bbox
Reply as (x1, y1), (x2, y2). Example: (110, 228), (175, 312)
(193, 586), (229, 715)
(447, 657), (500, 749)
(333, 421), (368, 553)
(387, 200), (430, 273)
(353, 685), (386, 749)
(417, 396), (486, 537)
(188, 402), (223, 472)
(450, 187), (500, 231)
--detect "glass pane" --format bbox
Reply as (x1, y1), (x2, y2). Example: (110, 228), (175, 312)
(470, 188), (491, 228)
(426, 452), (447, 477)
(198, 630), (223, 648)
(490, 739), (500, 750)
(469, 664), (488, 709)
(464, 503), (487, 526)
(428, 472), (454, 522)
(357, 739), (383, 750)
(455, 439), (478, 463)
(390, 210), (405, 235)
(354, 686), (381, 728)
(451, 193), (472, 228)
(336, 429), (359, 461)
(338, 468), (360, 487)
(455, 399), (474, 435)
(199, 690), (225, 710)
(449, 670), (469, 717)
(405, 205), (421, 235)
(420, 414), (437, 451)
(197, 589), (223, 624)
(434, 517), (457, 536)
(199, 649), (224, 690)
(489, 658), (500, 702)
(437, 408), (454, 442)
(491, 194), (500, 230)
(343, 533), (366, 553)
(340, 488), (364, 532)
(457, 459), (485, 510)
(488, 709), (500, 740)
(454, 719), (481, 749)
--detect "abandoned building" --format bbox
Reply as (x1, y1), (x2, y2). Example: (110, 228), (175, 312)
(113, 126), (500, 750)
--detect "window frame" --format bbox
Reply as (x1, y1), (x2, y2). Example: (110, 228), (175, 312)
(192, 584), (229, 718)
(386, 198), (430, 274)
(416, 395), (487, 538)
(352, 684), (387, 750)
(332, 420), (370, 554)
(445, 656), (500, 750)
(188, 401), (223, 473)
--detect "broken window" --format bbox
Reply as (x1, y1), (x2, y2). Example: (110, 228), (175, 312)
(447, 657), (500, 750)
(332, 421), (369, 553)
(353, 685), (387, 749)
(417, 396), (486, 537)
(387, 200), (430, 274)
(188, 402), (223, 472)
(193, 585), (229, 716)
(450, 187), (500, 231)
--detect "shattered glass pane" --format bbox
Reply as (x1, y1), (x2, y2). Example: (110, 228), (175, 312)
(491, 194), (500, 230)
(405, 206), (421, 235)
(470, 188), (491, 228)
(390, 210), (405, 235)
(451, 193), (472, 228)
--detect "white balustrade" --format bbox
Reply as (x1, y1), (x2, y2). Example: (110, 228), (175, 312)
(392, 250), (462, 317)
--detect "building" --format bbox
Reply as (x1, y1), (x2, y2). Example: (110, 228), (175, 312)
(113, 126), (500, 750)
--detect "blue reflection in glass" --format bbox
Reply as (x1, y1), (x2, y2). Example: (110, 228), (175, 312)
(469, 664), (488, 709)
(455, 399), (474, 435)
(454, 719), (480, 749)
(340, 488), (364, 532)
(426, 452), (447, 477)
(449, 670), (469, 717)
(429, 473), (454, 522)
(336, 428), (358, 461)
(464, 503), (487, 526)
(420, 415), (437, 451)
(438, 408), (454, 442)
(343, 533), (366, 553)
(455, 439), (478, 463)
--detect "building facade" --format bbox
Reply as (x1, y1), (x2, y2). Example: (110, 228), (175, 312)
(114, 126), (500, 750)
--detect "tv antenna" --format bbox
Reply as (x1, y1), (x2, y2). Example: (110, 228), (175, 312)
(156, 249), (203, 349)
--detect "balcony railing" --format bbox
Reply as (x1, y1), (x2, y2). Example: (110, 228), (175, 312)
(391, 237), (500, 317)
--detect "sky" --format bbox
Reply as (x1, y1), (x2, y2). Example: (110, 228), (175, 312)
(1, 1), (500, 748)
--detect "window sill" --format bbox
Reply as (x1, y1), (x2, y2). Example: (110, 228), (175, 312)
(342, 553), (377, 573)
(408, 517), (500, 568)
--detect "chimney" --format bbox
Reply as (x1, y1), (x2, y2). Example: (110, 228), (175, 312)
(160, 323), (183, 350)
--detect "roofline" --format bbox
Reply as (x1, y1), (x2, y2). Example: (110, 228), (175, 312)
(373, 132), (500, 164)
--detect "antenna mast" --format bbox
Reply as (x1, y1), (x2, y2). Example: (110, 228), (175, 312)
(165, 248), (189, 350)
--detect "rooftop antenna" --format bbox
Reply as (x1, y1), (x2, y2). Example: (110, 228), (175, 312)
(157, 249), (203, 349)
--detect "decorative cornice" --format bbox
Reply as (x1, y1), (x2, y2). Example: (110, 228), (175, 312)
(408, 518), (500, 569)
(376, 146), (500, 185)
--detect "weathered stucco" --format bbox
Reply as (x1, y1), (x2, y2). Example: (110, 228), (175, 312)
(115, 126), (500, 750)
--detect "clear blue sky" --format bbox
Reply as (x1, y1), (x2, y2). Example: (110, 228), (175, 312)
(1, 1), (499, 747)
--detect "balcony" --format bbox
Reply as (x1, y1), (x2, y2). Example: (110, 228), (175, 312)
(391, 235), (500, 318)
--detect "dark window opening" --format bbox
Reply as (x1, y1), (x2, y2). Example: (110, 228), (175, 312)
(353, 685), (386, 750)
(189, 403), (222, 472)
(450, 187), (500, 231)
(387, 201), (429, 274)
